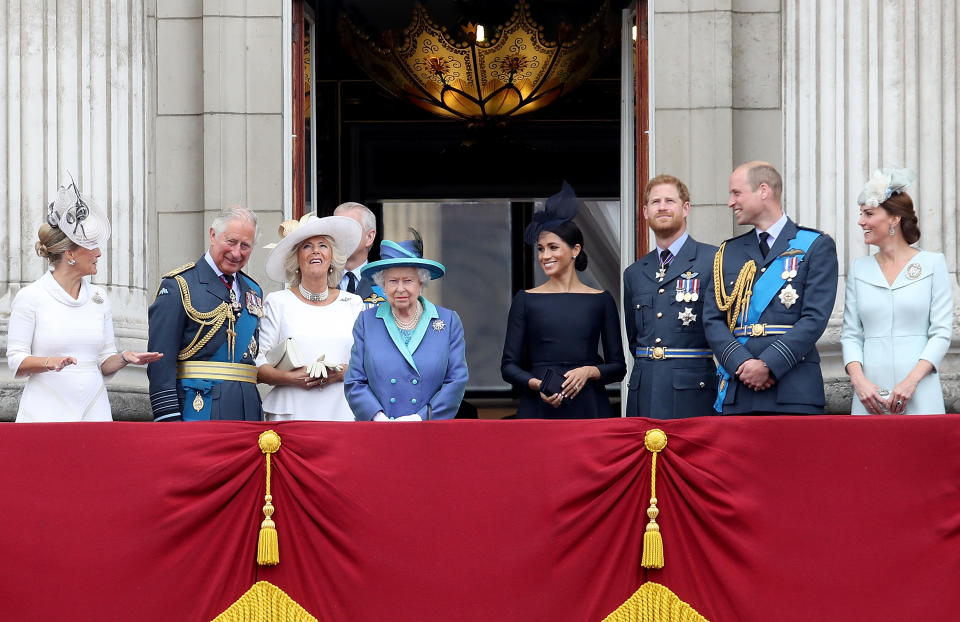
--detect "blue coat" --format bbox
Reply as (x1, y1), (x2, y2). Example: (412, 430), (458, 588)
(147, 257), (264, 421)
(345, 297), (468, 420)
(703, 219), (838, 414)
(623, 236), (719, 418)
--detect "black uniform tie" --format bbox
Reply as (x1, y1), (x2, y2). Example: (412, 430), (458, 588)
(758, 231), (771, 258)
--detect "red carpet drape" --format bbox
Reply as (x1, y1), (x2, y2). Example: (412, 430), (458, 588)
(2, 417), (959, 621)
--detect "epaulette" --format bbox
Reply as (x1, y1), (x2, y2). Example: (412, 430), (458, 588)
(162, 262), (196, 278)
(154, 262), (195, 300)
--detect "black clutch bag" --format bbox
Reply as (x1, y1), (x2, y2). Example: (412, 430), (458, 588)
(540, 368), (565, 397)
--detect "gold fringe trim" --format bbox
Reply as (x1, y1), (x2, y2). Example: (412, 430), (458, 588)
(642, 429), (667, 569)
(257, 430), (281, 566)
(210, 581), (318, 622)
(603, 581), (710, 622)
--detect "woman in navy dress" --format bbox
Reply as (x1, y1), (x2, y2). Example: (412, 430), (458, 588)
(501, 182), (626, 418)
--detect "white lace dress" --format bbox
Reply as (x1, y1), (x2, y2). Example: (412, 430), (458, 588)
(6, 272), (118, 422)
(256, 288), (364, 421)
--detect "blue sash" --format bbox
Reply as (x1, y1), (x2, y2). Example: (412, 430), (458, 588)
(713, 230), (820, 412)
(182, 278), (260, 421)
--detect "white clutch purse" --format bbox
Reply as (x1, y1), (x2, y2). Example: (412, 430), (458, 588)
(265, 338), (305, 371)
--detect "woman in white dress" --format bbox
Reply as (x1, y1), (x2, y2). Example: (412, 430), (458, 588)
(6, 182), (162, 422)
(256, 215), (364, 420)
(842, 168), (953, 415)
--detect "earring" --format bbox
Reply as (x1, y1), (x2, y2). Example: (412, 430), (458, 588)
(889, 226), (896, 236)
(67, 258), (77, 266)
(328, 266), (334, 273)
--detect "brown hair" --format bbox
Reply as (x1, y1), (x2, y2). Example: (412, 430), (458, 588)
(880, 192), (921, 244)
(35, 221), (77, 264)
(744, 163), (783, 201)
(643, 174), (690, 205)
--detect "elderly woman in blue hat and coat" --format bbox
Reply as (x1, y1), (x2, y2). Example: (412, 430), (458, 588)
(344, 230), (468, 420)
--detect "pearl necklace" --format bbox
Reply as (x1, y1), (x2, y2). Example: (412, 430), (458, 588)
(393, 301), (422, 330)
(298, 282), (329, 303)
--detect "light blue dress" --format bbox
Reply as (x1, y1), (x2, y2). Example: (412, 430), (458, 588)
(841, 250), (953, 414)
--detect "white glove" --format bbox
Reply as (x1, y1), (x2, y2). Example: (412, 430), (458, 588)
(307, 355), (344, 379)
(372, 412), (390, 422)
(394, 414), (423, 422)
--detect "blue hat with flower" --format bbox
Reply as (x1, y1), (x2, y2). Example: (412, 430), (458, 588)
(360, 228), (446, 280)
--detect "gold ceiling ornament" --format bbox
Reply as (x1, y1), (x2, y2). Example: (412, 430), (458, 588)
(339, 1), (615, 123)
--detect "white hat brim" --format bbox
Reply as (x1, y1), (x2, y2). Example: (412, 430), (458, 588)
(264, 215), (362, 283)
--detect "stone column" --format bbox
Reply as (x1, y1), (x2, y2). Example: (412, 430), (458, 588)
(784, 0), (960, 409)
(0, 0), (152, 420)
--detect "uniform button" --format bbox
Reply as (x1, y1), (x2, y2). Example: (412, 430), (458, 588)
(411, 379), (418, 385)
(658, 288), (665, 294)
(761, 267), (766, 273)
(636, 304), (641, 309)
(390, 378), (397, 384)
(655, 338), (662, 344)
(801, 356), (805, 361)
(390, 397), (396, 403)
(411, 398), (417, 404)
(699, 381), (705, 388)
(242, 353), (249, 359)
(656, 312), (663, 318)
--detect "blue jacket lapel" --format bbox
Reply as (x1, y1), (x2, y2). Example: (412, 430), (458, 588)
(375, 297), (438, 374)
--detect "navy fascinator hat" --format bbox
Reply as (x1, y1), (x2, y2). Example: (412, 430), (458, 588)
(523, 181), (580, 245)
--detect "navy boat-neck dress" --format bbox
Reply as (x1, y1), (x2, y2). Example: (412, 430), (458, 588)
(501, 290), (626, 419)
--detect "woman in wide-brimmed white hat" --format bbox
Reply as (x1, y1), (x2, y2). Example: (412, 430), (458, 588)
(6, 180), (162, 422)
(255, 214), (364, 420)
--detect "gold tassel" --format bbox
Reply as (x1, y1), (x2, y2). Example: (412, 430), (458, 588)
(642, 429), (668, 569)
(257, 430), (282, 566)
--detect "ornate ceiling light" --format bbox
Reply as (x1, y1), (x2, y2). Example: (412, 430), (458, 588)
(340, 1), (614, 123)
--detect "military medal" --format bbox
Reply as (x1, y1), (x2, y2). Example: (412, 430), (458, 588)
(229, 289), (242, 315)
(678, 307), (697, 326)
(690, 279), (700, 302)
(248, 335), (258, 358)
(245, 291), (264, 317)
(781, 257), (799, 280)
(675, 281), (684, 303)
(779, 283), (799, 308)
(655, 267), (666, 281)
(906, 262), (922, 280)
(193, 393), (205, 412)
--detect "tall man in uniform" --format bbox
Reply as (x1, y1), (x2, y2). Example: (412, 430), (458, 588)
(623, 174), (719, 418)
(703, 161), (838, 414)
(147, 206), (265, 421)
(334, 201), (380, 303)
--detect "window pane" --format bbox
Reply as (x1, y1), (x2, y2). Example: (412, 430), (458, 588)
(382, 201), (512, 390)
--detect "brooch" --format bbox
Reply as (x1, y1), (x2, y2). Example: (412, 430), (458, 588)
(92, 292), (104, 304)
(248, 336), (258, 358)
(778, 284), (799, 309)
(432, 319), (446, 332)
(678, 307), (697, 326)
(905, 262), (922, 280)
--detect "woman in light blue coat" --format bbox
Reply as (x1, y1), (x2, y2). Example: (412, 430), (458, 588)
(345, 231), (468, 420)
(842, 168), (953, 414)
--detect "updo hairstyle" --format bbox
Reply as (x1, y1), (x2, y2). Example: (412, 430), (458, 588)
(543, 220), (589, 271)
(35, 218), (77, 265)
(880, 192), (921, 244)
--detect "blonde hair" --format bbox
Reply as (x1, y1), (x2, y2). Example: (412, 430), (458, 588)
(283, 234), (349, 287)
(35, 222), (77, 265)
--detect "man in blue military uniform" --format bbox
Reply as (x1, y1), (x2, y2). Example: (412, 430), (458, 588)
(703, 161), (838, 414)
(623, 174), (719, 418)
(147, 206), (264, 421)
